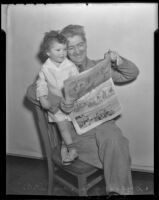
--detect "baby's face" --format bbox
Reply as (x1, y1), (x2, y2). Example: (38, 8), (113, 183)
(47, 41), (67, 64)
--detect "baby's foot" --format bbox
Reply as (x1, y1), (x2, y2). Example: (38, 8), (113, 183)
(62, 148), (78, 165)
(61, 145), (70, 165)
(68, 148), (79, 161)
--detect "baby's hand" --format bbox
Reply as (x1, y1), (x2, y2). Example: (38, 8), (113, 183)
(39, 96), (51, 110)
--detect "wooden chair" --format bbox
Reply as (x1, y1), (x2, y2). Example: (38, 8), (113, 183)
(27, 93), (104, 196)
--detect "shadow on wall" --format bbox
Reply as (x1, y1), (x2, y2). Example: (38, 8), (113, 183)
(22, 38), (48, 156)
(36, 40), (48, 64)
(36, 50), (47, 64)
(22, 77), (46, 158)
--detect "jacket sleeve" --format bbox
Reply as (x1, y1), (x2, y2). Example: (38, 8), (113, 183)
(111, 56), (139, 84)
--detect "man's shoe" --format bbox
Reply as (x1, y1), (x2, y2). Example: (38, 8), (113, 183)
(107, 191), (120, 195)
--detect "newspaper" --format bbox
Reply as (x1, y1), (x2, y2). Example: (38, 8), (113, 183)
(64, 56), (122, 135)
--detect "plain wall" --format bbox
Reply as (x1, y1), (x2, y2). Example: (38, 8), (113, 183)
(6, 3), (157, 171)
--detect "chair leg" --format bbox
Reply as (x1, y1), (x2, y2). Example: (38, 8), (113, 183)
(47, 160), (54, 195)
(48, 176), (53, 195)
(77, 175), (88, 196)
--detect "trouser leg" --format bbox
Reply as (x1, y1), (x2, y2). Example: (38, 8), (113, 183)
(95, 121), (133, 195)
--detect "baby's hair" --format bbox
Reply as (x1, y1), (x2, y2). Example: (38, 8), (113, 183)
(40, 30), (67, 57)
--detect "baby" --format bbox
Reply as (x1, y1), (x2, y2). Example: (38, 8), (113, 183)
(36, 30), (79, 165)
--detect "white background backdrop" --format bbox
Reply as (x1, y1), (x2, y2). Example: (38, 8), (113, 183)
(5, 3), (157, 171)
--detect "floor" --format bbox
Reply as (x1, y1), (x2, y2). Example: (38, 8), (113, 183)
(6, 155), (154, 196)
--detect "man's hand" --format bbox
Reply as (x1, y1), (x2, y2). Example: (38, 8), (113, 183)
(104, 50), (123, 66)
(60, 98), (75, 114)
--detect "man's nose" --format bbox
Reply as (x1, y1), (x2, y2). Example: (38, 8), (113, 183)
(74, 47), (80, 54)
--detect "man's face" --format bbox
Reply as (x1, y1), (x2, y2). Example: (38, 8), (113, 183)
(67, 35), (87, 65)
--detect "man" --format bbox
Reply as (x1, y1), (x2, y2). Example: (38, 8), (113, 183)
(27, 25), (139, 195)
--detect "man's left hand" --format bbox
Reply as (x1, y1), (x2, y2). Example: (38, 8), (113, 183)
(104, 50), (123, 66)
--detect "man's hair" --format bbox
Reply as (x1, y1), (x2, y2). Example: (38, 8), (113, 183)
(61, 25), (86, 42)
(40, 30), (67, 57)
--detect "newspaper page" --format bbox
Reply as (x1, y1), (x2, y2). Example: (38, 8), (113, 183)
(64, 56), (122, 135)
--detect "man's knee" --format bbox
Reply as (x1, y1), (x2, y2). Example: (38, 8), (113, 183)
(95, 121), (124, 145)
(96, 122), (130, 163)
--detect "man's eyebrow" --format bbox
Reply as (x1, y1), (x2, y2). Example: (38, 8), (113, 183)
(68, 42), (84, 47)
(67, 46), (74, 49)
(78, 42), (84, 44)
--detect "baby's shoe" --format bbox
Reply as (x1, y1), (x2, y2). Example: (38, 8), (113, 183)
(61, 144), (68, 165)
(61, 144), (71, 165)
(61, 145), (79, 165)
(67, 148), (79, 162)
(62, 148), (78, 165)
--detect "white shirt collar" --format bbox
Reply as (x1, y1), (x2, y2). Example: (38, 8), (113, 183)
(45, 58), (70, 71)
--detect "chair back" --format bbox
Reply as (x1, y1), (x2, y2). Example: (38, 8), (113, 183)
(35, 104), (62, 194)
(35, 104), (60, 153)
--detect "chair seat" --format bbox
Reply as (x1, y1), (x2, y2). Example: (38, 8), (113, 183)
(52, 147), (100, 175)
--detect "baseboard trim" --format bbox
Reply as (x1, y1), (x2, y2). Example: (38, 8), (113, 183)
(6, 152), (44, 160)
(131, 164), (154, 173)
(6, 153), (154, 173)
